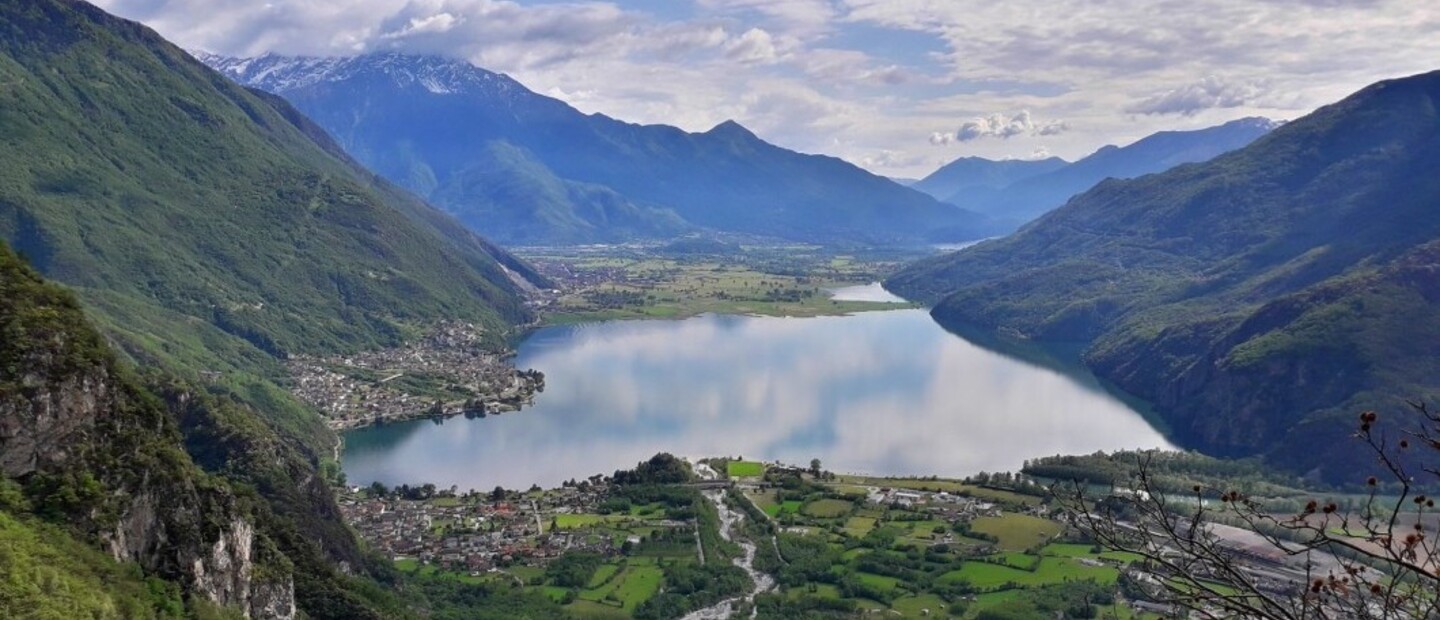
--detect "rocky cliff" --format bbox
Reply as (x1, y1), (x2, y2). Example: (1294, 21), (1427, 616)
(0, 242), (294, 618)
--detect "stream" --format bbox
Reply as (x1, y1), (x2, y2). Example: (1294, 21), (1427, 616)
(680, 490), (777, 620)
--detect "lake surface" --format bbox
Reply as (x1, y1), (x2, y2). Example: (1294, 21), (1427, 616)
(342, 284), (1172, 490)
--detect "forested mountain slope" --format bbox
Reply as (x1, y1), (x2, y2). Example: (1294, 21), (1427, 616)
(889, 71), (1440, 482)
(0, 241), (294, 618)
(0, 2), (541, 359)
(0, 1), (554, 617)
(947, 118), (1276, 230)
(911, 156), (1067, 202)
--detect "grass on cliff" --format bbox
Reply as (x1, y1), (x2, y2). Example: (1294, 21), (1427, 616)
(0, 498), (245, 620)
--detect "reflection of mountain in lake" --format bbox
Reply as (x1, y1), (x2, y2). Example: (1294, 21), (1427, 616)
(342, 308), (1171, 491)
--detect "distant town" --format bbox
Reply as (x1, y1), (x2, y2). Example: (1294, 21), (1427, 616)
(329, 454), (1380, 619)
(287, 321), (544, 430)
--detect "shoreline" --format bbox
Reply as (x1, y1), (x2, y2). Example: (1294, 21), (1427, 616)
(539, 280), (915, 326)
(324, 376), (542, 432)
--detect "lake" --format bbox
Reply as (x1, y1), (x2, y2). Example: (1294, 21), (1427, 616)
(341, 284), (1172, 490)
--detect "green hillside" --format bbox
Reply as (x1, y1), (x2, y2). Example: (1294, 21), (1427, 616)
(0, 0), (539, 361)
(1, 238), (569, 619)
(888, 70), (1440, 482)
(0, 1), (558, 617)
(0, 239), (277, 618)
(432, 141), (691, 244)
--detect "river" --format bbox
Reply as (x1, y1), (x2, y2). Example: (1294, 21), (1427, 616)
(341, 283), (1172, 491)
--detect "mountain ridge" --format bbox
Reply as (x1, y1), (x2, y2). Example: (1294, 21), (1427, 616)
(911, 156), (1068, 202)
(887, 70), (1440, 482)
(936, 117), (1279, 229)
(202, 52), (990, 245)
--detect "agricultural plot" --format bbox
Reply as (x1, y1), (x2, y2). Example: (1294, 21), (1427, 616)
(745, 472), (1155, 619)
(803, 498), (854, 518)
(553, 514), (635, 529)
(572, 563), (664, 611)
(854, 571), (902, 592)
(891, 594), (951, 617)
(521, 248), (915, 325)
(844, 516), (877, 537)
(586, 564), (619, 588)
(970, 514), (1061, 551)
(1043, 542), (1145, 564)
(940, 557), (1120, 589)
(727, 460), (766, 477)
(746, 489), (781, 517)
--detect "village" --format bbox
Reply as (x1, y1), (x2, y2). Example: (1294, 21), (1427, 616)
(286, 321), (545, 430)
(339, 460), (1038, 583)
(337, 475), (620, 575)
(330, 457), (1352, 619)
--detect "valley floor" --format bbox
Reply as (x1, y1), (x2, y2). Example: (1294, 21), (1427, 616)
(343, 458), (1171, 620)
(517, 243), (920, 324)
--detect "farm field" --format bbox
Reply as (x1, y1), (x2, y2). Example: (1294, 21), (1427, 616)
(517, 245), (918, 324)
(834, 475), (1043, 507)
(370, 461), (1169, 620)
(726, 460), (766, 478)
(803, 498), (853, 518)
(553, 514), (636, 529)
(939, 556), (1121, 589)
(745, 469), (1157, 619)
(970, 514), (1062, 551)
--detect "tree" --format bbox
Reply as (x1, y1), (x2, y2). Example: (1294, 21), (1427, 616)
(1060, 401), (1440, 619)
(490, 485), (507, 503)
(810, 458), (822, 478)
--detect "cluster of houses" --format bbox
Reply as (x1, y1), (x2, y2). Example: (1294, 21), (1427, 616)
(286, 321), (544, 430)
(863, 486), (1005, 521)
(337, 484), (615, 574)
(524, 252), (655, 291)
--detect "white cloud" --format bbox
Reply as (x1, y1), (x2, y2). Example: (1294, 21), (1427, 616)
(93, 0), (1440, 177)
(858, 149), (927, 170)
(697, 0), (839, 35)
(1126, 76), (1272, 116)
(725, 28), (780, 64)
(934, 110), (1069, 143)
(380, 12), (462, 40)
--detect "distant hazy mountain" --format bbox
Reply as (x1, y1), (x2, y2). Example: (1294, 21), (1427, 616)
(201, 53), (984, 245)
(948, 118), (1278, 229)
(910, 156), (1067, 202)
(889, 71), (1440, 483)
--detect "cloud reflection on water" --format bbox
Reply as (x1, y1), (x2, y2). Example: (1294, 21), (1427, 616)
(342, 305), (1172, 491)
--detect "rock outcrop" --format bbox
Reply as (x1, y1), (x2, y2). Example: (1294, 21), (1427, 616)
(0, 243), (295, 618)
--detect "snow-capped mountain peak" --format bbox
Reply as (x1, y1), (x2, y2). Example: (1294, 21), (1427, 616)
(194, 51), (527, 99)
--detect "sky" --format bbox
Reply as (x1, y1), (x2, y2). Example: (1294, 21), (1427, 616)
(95, 0), (1440, 178)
